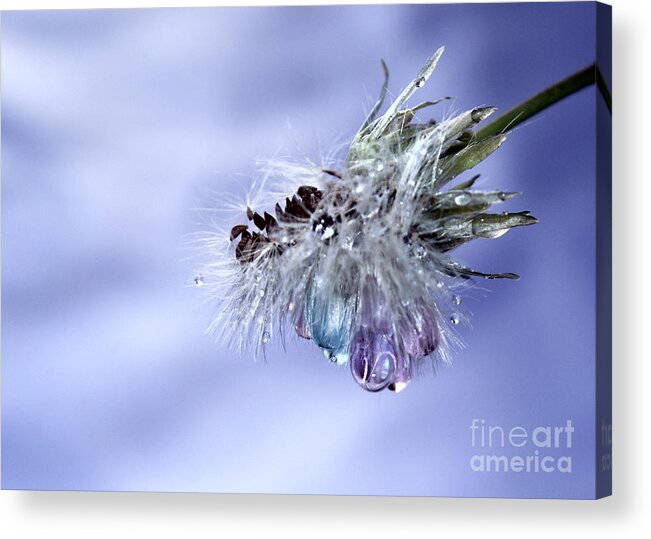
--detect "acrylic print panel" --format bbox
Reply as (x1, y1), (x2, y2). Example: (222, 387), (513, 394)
(1, 3), (608, 498)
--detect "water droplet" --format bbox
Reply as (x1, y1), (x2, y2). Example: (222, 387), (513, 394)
(436, 280), (445, 289)
(341, 235), (354, 250)
(414, 245), (427, 259)
(419, 147), (428, 156)
(259, 288), (266, 297)
(450, 314), (460, 325)
(193, 275), (205, 286)
(261, 331), (271, 344)
(321, 227), (335, 240)
(452, 295), (461, 305)
(485, 229), (509, 239)
(374, 159), (384, 172)
(415, 78), (425, 88)
(454, 193), (472, 206)
(289, 239), (297, 246)
(498, 191), (508, 201)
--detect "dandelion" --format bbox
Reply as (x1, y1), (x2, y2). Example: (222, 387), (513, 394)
(197, 47), (608, 392)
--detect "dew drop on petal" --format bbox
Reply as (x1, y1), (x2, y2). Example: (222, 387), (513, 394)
(293, 307), (311, 340)
(261, 331), (271, 344)
(454, 193), (472, 206)
(341, 235), (354, 250)
(374, 159), (385, 172)
(321, 227), (335, 240)
(415, 78), (425, 88)
(193, 275), (205, 286)
(389, 356), (411, 393)
(452, 294), (461, 306)
(450, 314), (460, 325)
(350, 328), (397, 392)
(414, 245), (427, 259)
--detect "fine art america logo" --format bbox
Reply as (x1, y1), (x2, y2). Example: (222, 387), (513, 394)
(470, 419), (574, 473)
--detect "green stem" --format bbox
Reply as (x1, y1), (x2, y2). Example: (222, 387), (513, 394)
(475, 63), (611, 142)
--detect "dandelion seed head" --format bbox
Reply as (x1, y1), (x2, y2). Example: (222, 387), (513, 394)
(195, 47), (538, 392)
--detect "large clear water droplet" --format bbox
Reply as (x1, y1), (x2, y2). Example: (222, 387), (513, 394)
(350, 328), (397, 392)
(261, 331), (271, 344)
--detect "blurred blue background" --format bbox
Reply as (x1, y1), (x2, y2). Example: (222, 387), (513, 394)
(2, 3), (599, 497)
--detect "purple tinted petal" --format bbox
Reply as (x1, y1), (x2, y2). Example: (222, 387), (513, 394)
(293, 305), (311, 340)
(399, 302), (439, 358)
(358, 275), (391, 331)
